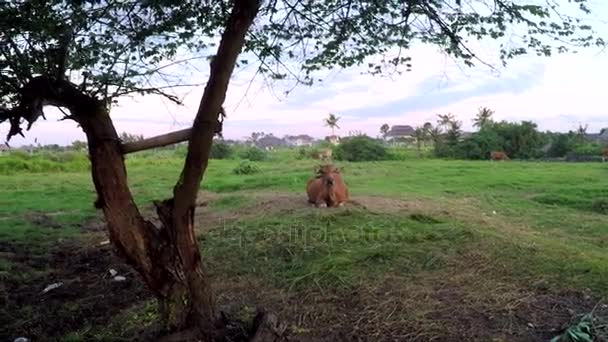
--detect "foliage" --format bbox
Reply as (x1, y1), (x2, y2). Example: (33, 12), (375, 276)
(437, 113), (456, 131)
(1, 0), (605, 139)
(434, 116), (548, 160)
(495, 121), (547, 159)
(209, 141), (233, 160)
(247, 132), (266, 144)
(0, 151), (89, 175)
(467, 121), (545, 159)
(547, 133), (575, 158)
(575, 124), (589, 144)
(380, 123), (390, 140)
(296, 146), (321, 160)
(118, 132), (144, 144)
(232, 160), (260, 175)
(432, 115), (462, 158)
(413, 126), (428, 157)
(238, 146), (267, 161)
(572, 143), (603, 156)
(473, 107), (494, 129)
(549, 314), (593, 342)
(70, 140), (88, 151)
(333, 136), (387, 162)
(324, 113), (341, 136)
(457, 128), (504, 160)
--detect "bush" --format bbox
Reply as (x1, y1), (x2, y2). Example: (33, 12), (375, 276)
(445, 120), (547, 160)
(238, 147), (267, 161)
(210, 141), (233, 159)
(232, 160), (260, 175)
(546, 133), (575, 158)
(8, 150), (32, 160)
(572, 143), (602, 156)
(565, 153), (604, 162)
(295, 146), (323, 160)
(0, 153), (90, 175)
(333, 136), (387, 162)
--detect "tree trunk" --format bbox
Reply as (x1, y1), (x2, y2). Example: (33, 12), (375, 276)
(76, 100), (206, 333)
(165, 0), (262, 337)
(8, 0), (268, 340)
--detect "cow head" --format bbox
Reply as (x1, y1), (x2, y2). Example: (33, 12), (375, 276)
(315, 164), (340, 187)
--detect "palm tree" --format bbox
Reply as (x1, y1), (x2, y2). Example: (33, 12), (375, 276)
(428, 126), (442, 144)
(576, 123), (588, 143)
(423, 122), (433, 132)
(473, 107), (494, 129)
(577, 123), (588, 136)
(413, 126), (427, 157)
(380, 123), (390, 140)
(436, 113), (455, 131)
(247, 131), (265, 145)
(324, 113), (341, 136)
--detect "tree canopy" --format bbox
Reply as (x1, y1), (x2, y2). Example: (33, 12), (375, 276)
(1, 0), (605, 141)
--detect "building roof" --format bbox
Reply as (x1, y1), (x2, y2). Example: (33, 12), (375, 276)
(586, 131), (608, 141)
(387, 125), (415, 137)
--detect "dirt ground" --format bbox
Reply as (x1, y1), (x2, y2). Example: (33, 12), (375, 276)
(2, 193), (607, 341)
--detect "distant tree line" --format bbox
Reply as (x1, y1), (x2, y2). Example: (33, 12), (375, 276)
(407, 107), (607, 161)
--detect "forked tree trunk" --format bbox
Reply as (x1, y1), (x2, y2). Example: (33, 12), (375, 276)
(64, 95), (206, 332)
(10, 0), (265, 340)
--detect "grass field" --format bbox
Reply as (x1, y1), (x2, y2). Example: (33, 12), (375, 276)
(1, 149), (608, 341)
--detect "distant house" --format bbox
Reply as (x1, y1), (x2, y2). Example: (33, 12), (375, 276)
(284, 134), (315, 147)
(586, 129), (608, 143)
(325, 135), (341, 145)
(386, 125), (415, 142)
(256, 134), (287, 151)
(0, 143), (9, 156)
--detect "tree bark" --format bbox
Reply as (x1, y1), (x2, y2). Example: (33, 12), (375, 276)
(168, 0), (262, 336)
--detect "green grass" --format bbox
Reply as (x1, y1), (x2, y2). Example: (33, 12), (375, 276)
(208, 194), (251, 210)
(204, 208), (474, 290)
(2, 148), (608, 339)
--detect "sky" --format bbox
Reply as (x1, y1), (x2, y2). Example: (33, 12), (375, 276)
(3, 1), (608, 146)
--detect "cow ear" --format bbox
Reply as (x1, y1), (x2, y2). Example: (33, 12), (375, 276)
(335, 167), (341, 173)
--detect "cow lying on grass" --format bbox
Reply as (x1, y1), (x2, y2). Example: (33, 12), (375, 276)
(306, 164), (349, 207)
(491, 151), (510, 161)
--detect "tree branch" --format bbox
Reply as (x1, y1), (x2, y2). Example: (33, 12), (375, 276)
(174, 0), (261, 209)
(122, 128), (191, 154)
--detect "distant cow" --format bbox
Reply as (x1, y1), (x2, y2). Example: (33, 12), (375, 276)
(317, 148), (332, 161)
(306, 164), (349, 207)
(490, 151), (510, 161)
(602, 148), (608, 162)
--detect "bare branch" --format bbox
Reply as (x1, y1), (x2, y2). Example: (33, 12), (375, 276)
(122, 128), (191, 154)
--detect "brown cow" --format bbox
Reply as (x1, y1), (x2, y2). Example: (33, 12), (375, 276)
(306, 164), (349, 208)
(602, 148), (608, 162)
(490, 151), (510, 161)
